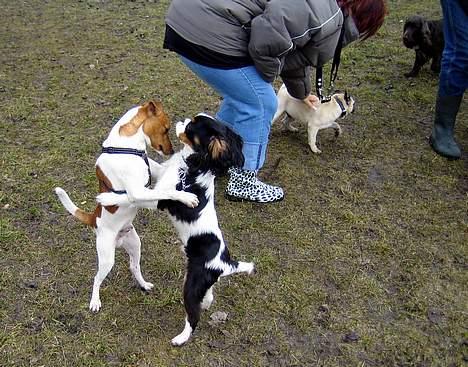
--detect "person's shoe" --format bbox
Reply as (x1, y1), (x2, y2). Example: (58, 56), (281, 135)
(225, 168), (284, 203)
(429, 94), (462, 159)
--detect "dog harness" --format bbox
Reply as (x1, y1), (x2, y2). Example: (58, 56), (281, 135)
(101, 147), (151, 194)
(334, 96), (347, 118)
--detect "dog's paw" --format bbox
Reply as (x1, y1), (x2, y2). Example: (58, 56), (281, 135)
(246, 263), (256, 275)
(310, 146), (322, 154)
(171, 331), (191, 347)
(179, 192), (199, 208)
(89, 298), (102, 313)
(238, 261), (256, 275)
(334, 126), (342, 138)
(201, 292), (214, 310)
(404, 71), (417, 78)
(140, 281), (154, 292)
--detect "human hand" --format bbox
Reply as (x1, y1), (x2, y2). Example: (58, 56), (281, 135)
(302, 94), (320, 110)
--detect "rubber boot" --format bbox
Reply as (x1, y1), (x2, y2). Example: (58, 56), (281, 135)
(430, 94), (462, 159)
(225, 168), (284, 203)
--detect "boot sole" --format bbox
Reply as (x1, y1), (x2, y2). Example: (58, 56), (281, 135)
(429, 136), (461, 160)
(225, 193), (284, 203)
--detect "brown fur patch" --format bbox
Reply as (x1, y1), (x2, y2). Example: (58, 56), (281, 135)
(96, 166), (119, 215)
(119, 101), (174, 155)
(209, 138), (227, 159)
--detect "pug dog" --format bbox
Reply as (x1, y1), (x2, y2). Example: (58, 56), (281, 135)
(273, 84), (355, 154)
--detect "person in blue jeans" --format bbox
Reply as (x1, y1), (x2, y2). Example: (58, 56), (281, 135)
(164, 0), (387, 203)
(430, 0), (468, 159)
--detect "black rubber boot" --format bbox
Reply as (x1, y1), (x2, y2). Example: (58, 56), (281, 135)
(429, 94), (462, 159)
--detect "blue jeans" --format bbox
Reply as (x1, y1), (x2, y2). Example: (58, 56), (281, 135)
(180, 57), (277, 171)
(439, 0), (468, 96)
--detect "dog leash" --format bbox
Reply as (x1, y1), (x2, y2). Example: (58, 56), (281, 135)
(101, 146), (152, 194)
(315, 13), (347, 103)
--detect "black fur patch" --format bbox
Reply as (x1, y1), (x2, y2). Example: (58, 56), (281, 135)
(157, 172), (208, 223)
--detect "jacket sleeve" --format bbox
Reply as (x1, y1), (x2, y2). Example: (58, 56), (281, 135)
(248, 14), (293, 83)
(280, 31), (340, 99)
(280, 59), (312, 100)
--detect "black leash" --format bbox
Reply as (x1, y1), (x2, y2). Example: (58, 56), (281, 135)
(316, 14), (347, 103)
(101, 146), (152, 194)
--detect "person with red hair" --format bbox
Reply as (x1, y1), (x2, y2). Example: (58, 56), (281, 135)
(164, 0), (387, 203)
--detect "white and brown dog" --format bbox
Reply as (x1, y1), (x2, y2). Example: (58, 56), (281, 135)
(54, 100), (199, 312)
(273, 84), (355, 154)
(97, 114), (255, 346)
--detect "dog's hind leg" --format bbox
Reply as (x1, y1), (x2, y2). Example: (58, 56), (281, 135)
(90, 229), (118, 312)
(331, 122), (342, 137)
(219, 260), (255, 277)
(282, 114), (299, 132)
(120, 226), (154, 292)
(171, 266), (219, 346)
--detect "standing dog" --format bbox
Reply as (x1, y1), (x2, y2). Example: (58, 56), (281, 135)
(402, 15), (444, 78)
(273, 84), (355, 154)
(54, 101), (199, 312)
(97, 114), (255, 346)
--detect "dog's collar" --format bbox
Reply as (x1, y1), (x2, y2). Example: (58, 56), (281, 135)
(101, 146), (151, 194)
(334, 96), (347, 118)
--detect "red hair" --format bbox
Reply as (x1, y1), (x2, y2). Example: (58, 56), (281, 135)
(338, 0), (388, 40)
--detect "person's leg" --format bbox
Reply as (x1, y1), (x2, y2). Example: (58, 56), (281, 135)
(180, 57), (283, 203)
(430, 0), (468, 159)
(180, 57), (276, 169)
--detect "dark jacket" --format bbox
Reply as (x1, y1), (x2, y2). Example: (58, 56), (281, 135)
(165, 0), (359, 99)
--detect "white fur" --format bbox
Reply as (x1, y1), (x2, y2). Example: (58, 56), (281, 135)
(273, 84), (355, 154)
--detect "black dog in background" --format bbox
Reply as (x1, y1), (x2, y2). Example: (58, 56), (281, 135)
(402, 15), (444, 78)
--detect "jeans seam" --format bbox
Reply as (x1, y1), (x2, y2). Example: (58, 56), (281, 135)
(237, 67), (267, 170)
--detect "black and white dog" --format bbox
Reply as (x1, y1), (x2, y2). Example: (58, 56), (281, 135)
(402, 15), (444, 78)
(96, 114), (255, 346)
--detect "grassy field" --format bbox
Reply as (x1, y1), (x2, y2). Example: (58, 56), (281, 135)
(1, 0), (467, 366)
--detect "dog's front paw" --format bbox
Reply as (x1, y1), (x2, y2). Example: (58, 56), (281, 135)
(179, 192), (199, 208)
(89, 298), (102, 313)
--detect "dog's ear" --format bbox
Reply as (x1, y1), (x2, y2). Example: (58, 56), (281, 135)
(207, 129), (244, 176)
(421, 20), (432, 46)
(146, 100), (165, 117)
(119, 106), (147, 136)
(208, 137), (228, 160)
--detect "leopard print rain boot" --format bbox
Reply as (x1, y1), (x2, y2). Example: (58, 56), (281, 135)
(225, 168), (284, 203)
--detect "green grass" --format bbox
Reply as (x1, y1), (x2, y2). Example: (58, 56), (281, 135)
(1, 0), (467, 366)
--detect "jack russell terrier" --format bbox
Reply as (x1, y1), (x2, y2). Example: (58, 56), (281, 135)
(54, 100), (199, 312)
(97, 114), (255, 346)
(273, 84), (355, 154)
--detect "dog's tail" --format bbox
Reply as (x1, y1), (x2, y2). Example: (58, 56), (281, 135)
(54, 187), (96, 227)
(96, 192), (132, 207)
